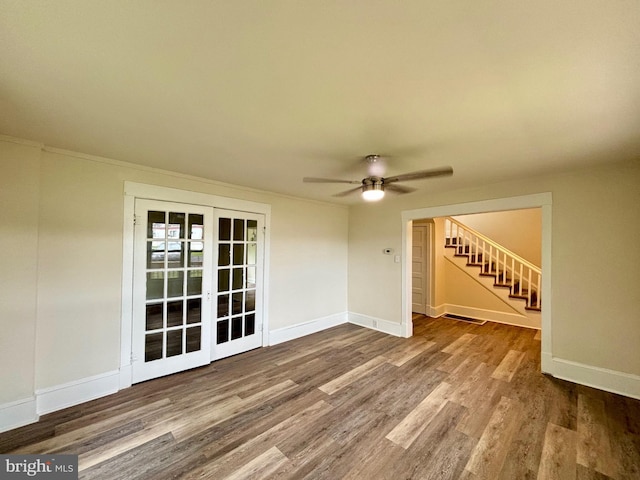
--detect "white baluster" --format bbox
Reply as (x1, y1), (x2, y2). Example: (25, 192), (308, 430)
(518, 263), (523, 295)
(511, 257), (515, 290)
(489, 245), (494, 274)
(474, 236), (479, 263)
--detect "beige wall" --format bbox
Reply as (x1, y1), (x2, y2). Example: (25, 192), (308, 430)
(443, 259), (520, 315)
(1, 138), (348, 403)
(348, 160), (640, 378)
(453, 208), (542, 265)
(0, 140), (41, 404)
(268, 197), (348, 330)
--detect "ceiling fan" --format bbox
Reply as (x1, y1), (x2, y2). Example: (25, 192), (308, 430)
(303, 154), (453, 201)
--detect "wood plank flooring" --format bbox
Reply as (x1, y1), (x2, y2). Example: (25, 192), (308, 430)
(2, 315), (639, 479)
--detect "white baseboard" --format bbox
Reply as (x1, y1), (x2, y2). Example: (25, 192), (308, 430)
(0, 397), (38, 433)
(548, 357), (640, 400)
(429, 303), (540, 330)
(269, 312), (348, 346)
(347, 312), (403, 337)
(35, 370), (121, 415)
(119, 364), (132, 390)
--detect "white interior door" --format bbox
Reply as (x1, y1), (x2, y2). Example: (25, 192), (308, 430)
(132, 199), (213, 383)
(212, 209), (264, 360)
(412, 225), (428, 314)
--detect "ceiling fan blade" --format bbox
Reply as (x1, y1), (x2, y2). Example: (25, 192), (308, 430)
(303, 177), (361, 184)
(385, 184), (416, 195)
(332, 186), (362, 197)
(384, 166), (453, 184)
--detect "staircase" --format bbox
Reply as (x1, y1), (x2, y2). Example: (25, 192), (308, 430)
(444, 217), (542, 313)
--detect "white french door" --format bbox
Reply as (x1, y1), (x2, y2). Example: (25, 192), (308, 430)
(132, 199), (213, 383)
(212, 209), (265, 360)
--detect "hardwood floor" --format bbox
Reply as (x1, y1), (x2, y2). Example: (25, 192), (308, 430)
(2, 315), (639, 479)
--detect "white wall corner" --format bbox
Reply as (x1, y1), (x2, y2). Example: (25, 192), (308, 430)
(348, 312), (403, 337)
(427, 304), (447, 318)
(269, 312), (348, 346)
(540, 351), (553, 375)
(548, 357), (640, 400)
(35, 370), (121, 415)
(0, 397), (38, 433)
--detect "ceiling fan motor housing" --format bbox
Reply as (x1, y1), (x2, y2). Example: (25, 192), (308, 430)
(362, 176), (384, 190)
(361, 176), (385, 201)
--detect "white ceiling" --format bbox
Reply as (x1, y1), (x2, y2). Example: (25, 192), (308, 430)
(1, 1), (639, 204)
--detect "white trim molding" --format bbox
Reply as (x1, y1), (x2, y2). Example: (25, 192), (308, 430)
(442, 304), (539, 330)
(269, 312), (348, 346)
(35, 370), (120, 415)
(549, 357), (640, 400)
(348, 312), (404, 337)
(0, 397), (38, 433)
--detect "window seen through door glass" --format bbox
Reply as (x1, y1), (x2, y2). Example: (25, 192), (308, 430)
(189, 214), (203, 239)
(148, 211), (165, 239)
(247, 220), (257, 241)
(168, 212), (185, 239)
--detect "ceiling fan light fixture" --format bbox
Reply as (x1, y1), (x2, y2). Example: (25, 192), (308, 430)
(362, 180), (385, 201)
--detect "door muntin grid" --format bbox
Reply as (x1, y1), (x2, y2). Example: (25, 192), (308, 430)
(144, 210), (205, 362)
(216, 216), (258, 344)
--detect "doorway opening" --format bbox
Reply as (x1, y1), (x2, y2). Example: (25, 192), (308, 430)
(401, 193), (552, 373)
(411, 209), (542, 328)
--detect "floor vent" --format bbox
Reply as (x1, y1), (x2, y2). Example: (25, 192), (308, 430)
(442, 314), (487, 326)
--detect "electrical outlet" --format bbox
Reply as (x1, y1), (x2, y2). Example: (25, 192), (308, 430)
(372, 320), (378, 328)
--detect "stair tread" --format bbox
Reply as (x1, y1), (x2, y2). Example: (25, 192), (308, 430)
(447, 239), (540, 311)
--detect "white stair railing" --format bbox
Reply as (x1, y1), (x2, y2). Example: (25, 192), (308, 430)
(444, 217), (542, 310)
